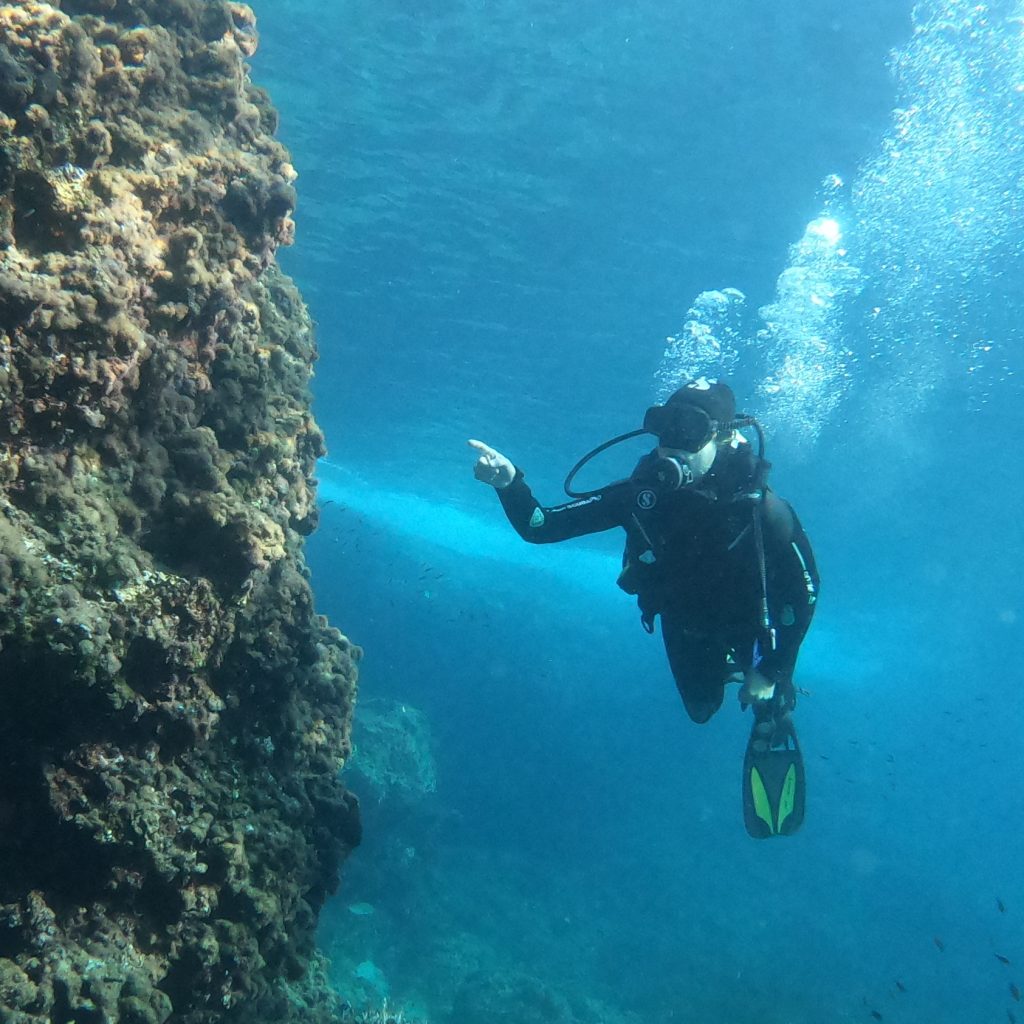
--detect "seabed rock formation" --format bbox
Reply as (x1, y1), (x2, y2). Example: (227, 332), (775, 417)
(0, 2), (361, 1021)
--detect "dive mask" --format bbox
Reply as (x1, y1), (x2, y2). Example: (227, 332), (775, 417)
(643, 401), (718, 452)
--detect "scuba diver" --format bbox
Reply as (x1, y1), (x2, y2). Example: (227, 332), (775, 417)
(468, 378), (819, 838)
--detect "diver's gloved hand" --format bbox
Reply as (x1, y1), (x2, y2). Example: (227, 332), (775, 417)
(739, 668), (776, 708)
(468, 439), (515, 489)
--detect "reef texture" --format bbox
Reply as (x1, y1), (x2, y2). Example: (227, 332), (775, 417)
(0, 3), (361, 1022)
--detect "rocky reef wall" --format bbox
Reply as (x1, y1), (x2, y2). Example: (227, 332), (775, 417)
(0, 2), (360, 1021)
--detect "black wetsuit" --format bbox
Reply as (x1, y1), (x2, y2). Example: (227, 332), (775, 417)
(496, 443), (819, 723)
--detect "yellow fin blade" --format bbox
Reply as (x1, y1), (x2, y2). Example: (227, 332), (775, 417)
(776, 763), (798, 833)
(749, 766), (775, 834)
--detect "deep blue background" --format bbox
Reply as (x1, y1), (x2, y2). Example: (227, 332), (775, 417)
(251, 2), (1024, 1021)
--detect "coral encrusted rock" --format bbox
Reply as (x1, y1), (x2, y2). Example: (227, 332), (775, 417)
(0, 2), (361, 1021)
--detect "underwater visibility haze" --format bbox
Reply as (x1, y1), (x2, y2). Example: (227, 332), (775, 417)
(257, 0), (1024, 1020)
(1, 0), (1023, 1022)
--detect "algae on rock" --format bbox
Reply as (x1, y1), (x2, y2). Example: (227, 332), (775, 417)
(0, 2), (360, 1021)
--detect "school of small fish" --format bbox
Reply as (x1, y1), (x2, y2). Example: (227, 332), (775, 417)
(862, 896), (1018, 1022)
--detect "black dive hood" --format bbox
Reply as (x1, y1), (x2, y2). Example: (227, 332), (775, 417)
(563, 415), (765, 498)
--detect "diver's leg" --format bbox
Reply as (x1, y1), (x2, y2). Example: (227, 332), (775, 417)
(748, 652), (799, 747)
(660, 613), (727, 724)
(752, 644), (799, 718)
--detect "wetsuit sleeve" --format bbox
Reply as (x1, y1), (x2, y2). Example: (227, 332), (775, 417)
(496, 469), (624, 543)
(757, 492), (820, 685)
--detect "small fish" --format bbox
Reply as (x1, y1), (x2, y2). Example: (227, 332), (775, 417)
(1008, 1009), (1017, 1024)
(870, 1011), (883, 1022)
(934, 936), (946, 952)
(997, 954), (1012, 965)
(347, 902), (375, 917)
(998, 898), (1008, 913)
(1011, 982), (1021, 1002)
(895, 979), (907, 993)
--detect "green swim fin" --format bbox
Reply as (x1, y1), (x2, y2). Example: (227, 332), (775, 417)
(742, 713), (805, 839)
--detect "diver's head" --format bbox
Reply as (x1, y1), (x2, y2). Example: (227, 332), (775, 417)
(645, 378), (737, 447)
(642, 378), (736, 487)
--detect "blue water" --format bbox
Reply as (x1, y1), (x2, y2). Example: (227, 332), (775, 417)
(253, 1), (1024, 1020)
